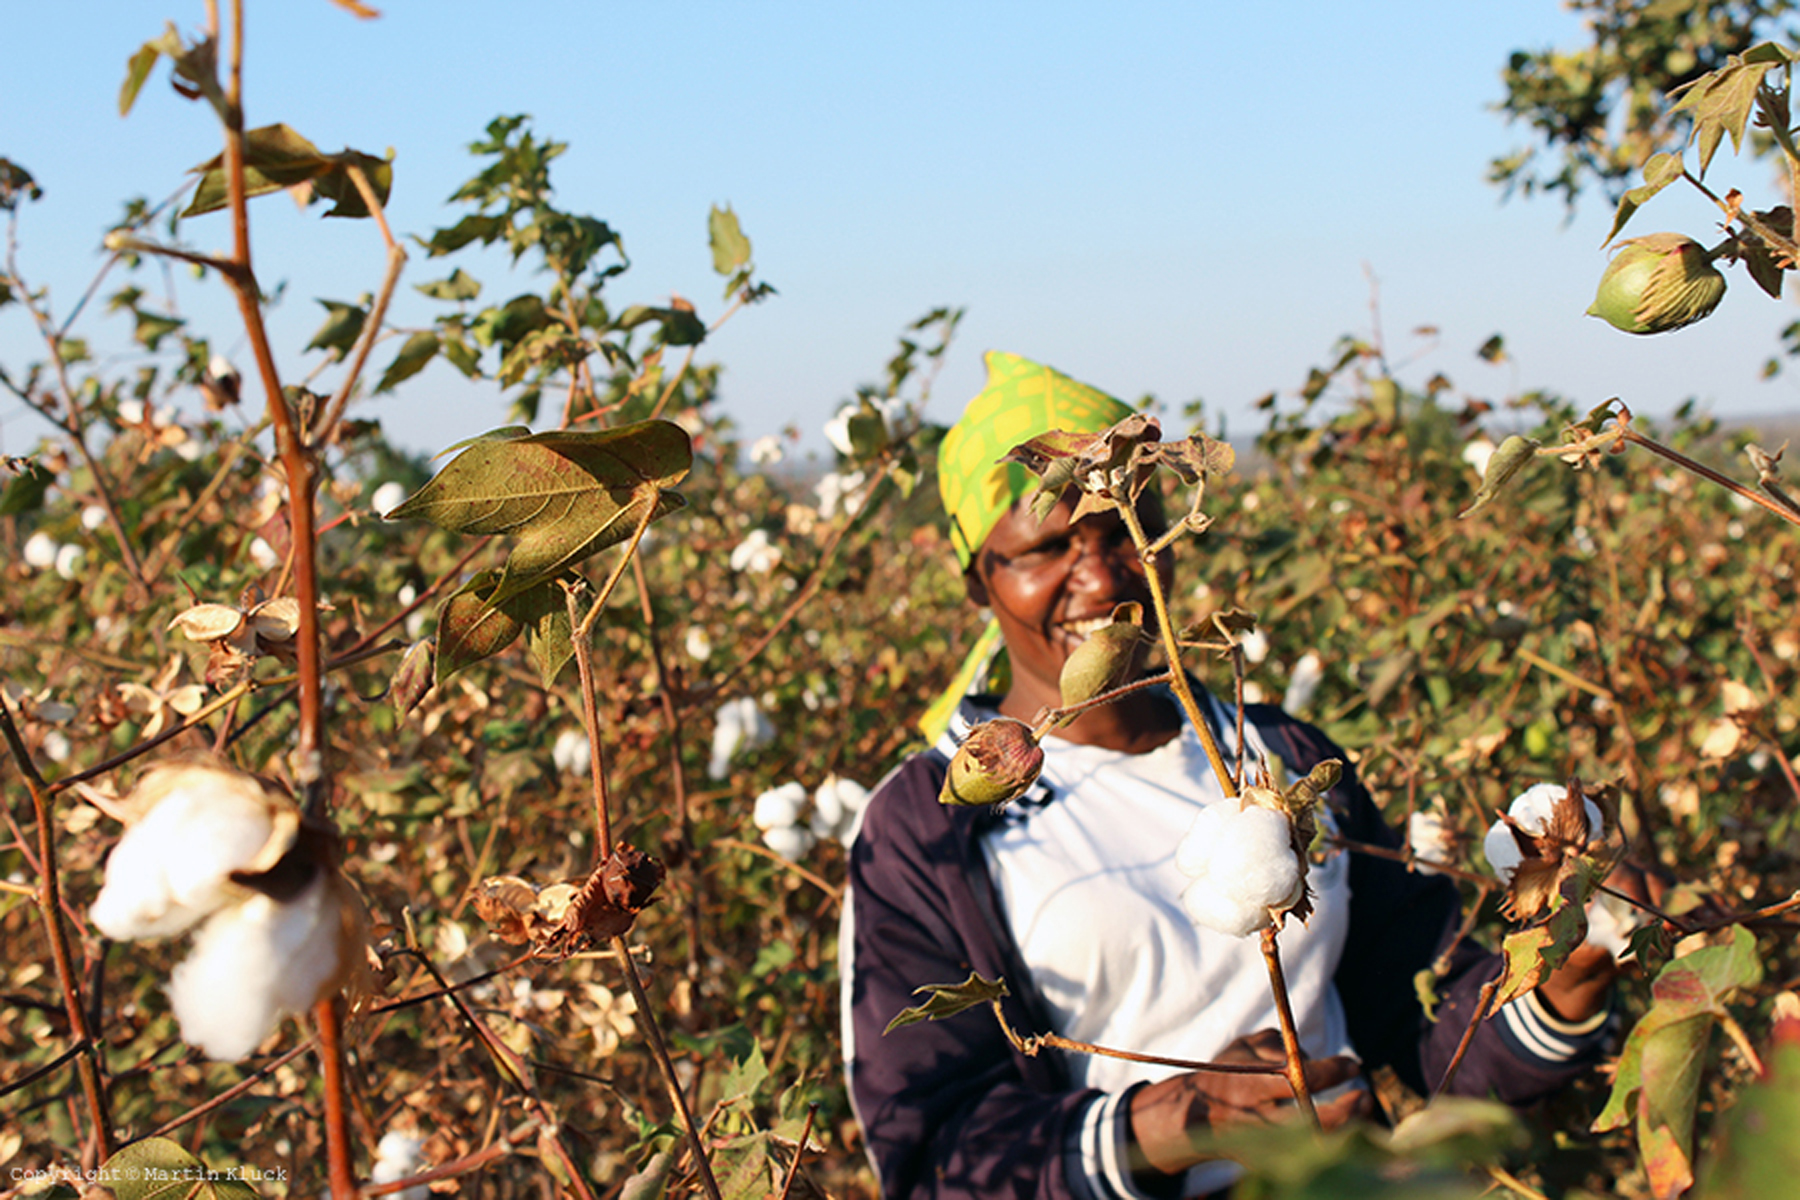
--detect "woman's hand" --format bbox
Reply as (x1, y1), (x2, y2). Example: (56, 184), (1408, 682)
(1127, 1030), (1370, 1181)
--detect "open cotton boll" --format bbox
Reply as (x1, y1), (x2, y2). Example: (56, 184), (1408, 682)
(753, 782), (807, 832)
(371, 1130), (429, 1200)
(552, 728), (591, 778)
(167, 870), (346, 1061)
(1407, 810), (1456, 876)
(810, 776), (870, 841)
(90, 765), (282, 940)
(1482, 782), (1605, 884)
(760, 823), (816, 862)
(1176, 802), (1302, 937)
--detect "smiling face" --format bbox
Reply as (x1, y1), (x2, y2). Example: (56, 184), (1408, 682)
(966, 491), (1172, 723)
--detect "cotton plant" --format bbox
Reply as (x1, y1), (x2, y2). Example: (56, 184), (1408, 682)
(823, 395), (906, 460)
(87, 760), (359, 1061)
(1407, 804), (1458, 876)
(1482, 780), (1616, 926)
(708, 695), (774, 779)
(814, 469), (867, 520)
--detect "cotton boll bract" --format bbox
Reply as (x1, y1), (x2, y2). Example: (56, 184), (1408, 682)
(1482, 782), (1604, 885)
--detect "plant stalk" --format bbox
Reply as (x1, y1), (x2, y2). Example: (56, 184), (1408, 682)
(1257, 926), (1319, 1127)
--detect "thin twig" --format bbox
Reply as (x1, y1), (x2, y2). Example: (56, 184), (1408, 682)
(610, 934), (725, 1200)
(776, 1103), (818, 1200)
(145, 1038), (315, 1139)
(1433, 976), (1500, 1099)
(313, 164), (406, 448)
(0, 695), (112, 1160)
(1259, 926), (1319, 1127)
(713, 838), (843, 901)
(985, 999), (1283, 1075)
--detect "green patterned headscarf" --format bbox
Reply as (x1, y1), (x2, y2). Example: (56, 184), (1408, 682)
(939, 350), (1135, 569)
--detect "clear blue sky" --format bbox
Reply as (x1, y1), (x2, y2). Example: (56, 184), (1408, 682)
(3, 1), (1795, 463)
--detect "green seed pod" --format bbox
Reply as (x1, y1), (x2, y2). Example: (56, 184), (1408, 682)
(1587, 233), (1725, 335)
(1058, 606), (1146, 708)
(940, 718), (1046, 807)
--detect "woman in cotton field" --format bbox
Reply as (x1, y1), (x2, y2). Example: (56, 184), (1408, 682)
(839, 351), (1627, 1200)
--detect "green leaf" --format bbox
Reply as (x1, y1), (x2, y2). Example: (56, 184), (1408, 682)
(99, 1136), (261, 1199)
(120, 39), (164, 116)
(416, 268), (483, 302)
(1593, 926), (1764, 1200)
(375, 331), (441, 394)
(183, 124), (391, 219)
(715, 1038), (770, 1111)
(390, 420), (692, 604)
(133, 310), (184, 351)
(306, 298), (368, 359)
(440, 330), (482, 377)
(883, 972), (1009, 1035)
(0, 461), (52, 517)
(415, 213), (508, 257)
(434, 571), (573, 686)
(1696, 1019), (1800, 1197)
(1603, 151), (1685, 245)
(524, 587), (575, 686)
(1669, 52), (1782, 178)
(709, 204), (752, 276)
(1492, 890), (1587, 1008)
(616, 304), (707, 347)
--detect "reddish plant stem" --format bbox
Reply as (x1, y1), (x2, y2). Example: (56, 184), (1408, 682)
(610, 934), (724, 1200)
(147, 1039), (315, 1140)
(776, 1103), (819, 1200)
(217, 4), (349, 1195)
(1258, 927), (1319, 1127)
(315, 995), (358, 1199)
(0, 698), (112, 1161)
(361, 1123), (536, 1196)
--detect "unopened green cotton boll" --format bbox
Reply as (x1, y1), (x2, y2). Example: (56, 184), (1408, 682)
(1058, 609), (1145, 708)
(1588, 233), (1725, 334)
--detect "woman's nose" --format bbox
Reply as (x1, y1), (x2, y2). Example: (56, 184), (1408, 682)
(1068, 533), (1136, 591)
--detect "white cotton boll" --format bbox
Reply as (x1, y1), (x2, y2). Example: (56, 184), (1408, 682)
(815, 470), (866, 520)
(81, 505), (108, 531)
(709, 696), (773, 780)
(1283, 653), (1323, 713)
(552, 728), (591, 778)
(117, 399), (147, 425)
(371, 1130), (429, 1200)
(753, 782), (807, 832)
(1176, 802), (1301, 937)
(41, 730), (71, 764)
(167, 871), (344, 1061)
(1239, 628), (1270, 665)
(23, 532), (60, 569)
(748, 435), (784, 466)
(1181, 877), (1274, 938)
(54, 543), (86, 580)
(1407, 810), (1454, 876)
(248, 537), (281, 571)
(1482, 782), (1605, 884)
(729, 529), (780, 574)
(823, 405), (857, 457)
(811, 776), (870, 841)
(760, 823), (816, 862)
(372, 481), (407, 518)
(90, 767), (280, 940)
(685, 627), (713, 661)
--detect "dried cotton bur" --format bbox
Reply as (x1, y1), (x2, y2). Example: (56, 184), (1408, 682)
(168, 591), (336, 687)
(87, 759), (362, 1061)
(470, 843), (666, 957)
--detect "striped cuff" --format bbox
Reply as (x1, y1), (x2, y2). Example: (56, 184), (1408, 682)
(1063, 1088), (1243, 1200)
(1497, 990), (1612, 1066)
